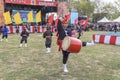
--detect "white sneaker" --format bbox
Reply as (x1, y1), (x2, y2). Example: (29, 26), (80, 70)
(86, 40), (94, 46)
(63, 64), (68, 72)
(64, 68), (68, 72)
(48, 48), (51, 53)
(19, 44), (22, 47)
(46, 48), (50, 53)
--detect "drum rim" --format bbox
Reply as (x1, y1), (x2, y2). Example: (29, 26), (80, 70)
(62, 36), (70, 51)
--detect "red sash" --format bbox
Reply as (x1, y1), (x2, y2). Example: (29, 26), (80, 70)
(56, 33), (62, 51)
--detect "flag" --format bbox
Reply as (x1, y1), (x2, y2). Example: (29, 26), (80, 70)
(13, 12), (23, 24)
(3, 11), (12, 24)
(74, 18), (78, 26)
(36, 11), (41, 23)
(47, 14), (54, 26)
(78, 17), (88, 29)
(27, 11), (34, 22)
(83, 18), (88, 29)
(62, 13), (70, 24)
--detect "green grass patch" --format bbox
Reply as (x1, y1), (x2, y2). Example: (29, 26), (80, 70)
(0, 31), (120, 80)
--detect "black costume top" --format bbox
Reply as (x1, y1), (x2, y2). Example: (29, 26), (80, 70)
(43, 30), (53, 44)
(21, 30), (29, 38)
(57, 19), (66, 40)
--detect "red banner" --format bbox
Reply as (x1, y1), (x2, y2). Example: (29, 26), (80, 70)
(5, 0), (57, 7)
(5, 0), (31, 5)
(78, 18), (88, 29)
(47, 14), (54, 26)
(36, 0), (57, 6)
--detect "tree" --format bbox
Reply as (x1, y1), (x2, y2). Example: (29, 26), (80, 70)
(73, 0), (94, 17)
(92, 0), (120, 22)
(69, 0), (120, 22)
(115, 0), (120, 11)
(102, 3), (119, 19)
(92, 0), (104, 13)
(68, 0), (94, 22)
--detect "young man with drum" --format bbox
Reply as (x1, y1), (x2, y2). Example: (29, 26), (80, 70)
(57, 14), (94, 73)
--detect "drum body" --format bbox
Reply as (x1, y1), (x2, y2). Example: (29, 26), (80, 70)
(62, 36), (82, 53)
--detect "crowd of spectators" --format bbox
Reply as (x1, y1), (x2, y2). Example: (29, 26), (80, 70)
(89, 23), (120, 32)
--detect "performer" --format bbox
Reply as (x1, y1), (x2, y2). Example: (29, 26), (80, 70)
(77, 24), (83, 39)
(114, 23), (118, 33)
(19, 28), (29, 47)
(56, 15), (94, 73)
(43, 27), (53, 53)
(1, 26), (9, 42)
(0, 26), (3, 35)
(16, 25), (19, 34)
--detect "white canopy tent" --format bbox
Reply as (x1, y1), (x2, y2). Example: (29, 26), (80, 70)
(113, 16), (120, 22)
(97, 17), (111, 23)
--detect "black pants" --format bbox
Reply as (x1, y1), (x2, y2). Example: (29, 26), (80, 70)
(62, 41), (87, 64)
(45, 43), (51, 48)
(77, 32), (81, 39)
(62, 50), (70, 64)
(114, 29), (117, 33)
(45, 39), (52, 48)
(20, 37), (27, 43)
(2, 35), (8, 39)
(82, 42), (87, 47)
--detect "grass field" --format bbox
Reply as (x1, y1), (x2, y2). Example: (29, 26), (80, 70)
(0, 31), (120, 80)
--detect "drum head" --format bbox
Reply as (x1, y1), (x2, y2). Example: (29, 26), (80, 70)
(62, 36), (70, 51)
